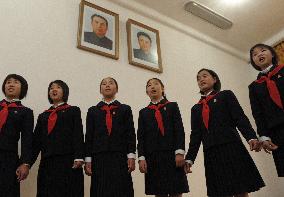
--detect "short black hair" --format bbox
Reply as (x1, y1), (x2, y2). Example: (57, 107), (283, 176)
(146, 78), (167, 99)
(197, 68), (221, 94)
(48, 80), (69, 104)
(249, 43), (278, 71)
(2, 74), (28, 100)
(91, 14), (108, 27)
(100, 77), (118, 93)
(137, 32), (152, 43)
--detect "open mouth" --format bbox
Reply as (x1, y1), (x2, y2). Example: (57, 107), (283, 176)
(151, 90), (157, 94)
(259, 57), (265, 62)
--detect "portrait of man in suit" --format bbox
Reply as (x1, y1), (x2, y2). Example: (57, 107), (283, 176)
(84, 14), (113, 50)
(133, 31), (157, 64)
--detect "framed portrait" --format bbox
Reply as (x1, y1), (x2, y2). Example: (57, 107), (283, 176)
(273, 39), (284, 65)
(77, 0), (119, 59)
(126, 19), (163, 73)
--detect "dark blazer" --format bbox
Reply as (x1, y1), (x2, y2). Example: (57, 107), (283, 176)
(84, 32), (113, 50)
(137, 99), (185, 157)
(0, 99), (34, 165)
(85, 101), (136, 157)
(31, 104), (84, 166)
(133, 48), (157, 64)
(249, 65), (284, 137)
(186, 90), (257, 163)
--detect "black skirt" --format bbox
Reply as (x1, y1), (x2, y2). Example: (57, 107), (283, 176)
(144, 151), (189, 195)
(37, 155), (84, 197)
(0, 151), (20, 197)
(204, 141), (265, 196)
(269, 123), (284, 177)
(90, 152), (134, 197)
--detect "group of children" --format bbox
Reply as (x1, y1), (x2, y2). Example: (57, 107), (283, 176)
(0, 43), (283, 197)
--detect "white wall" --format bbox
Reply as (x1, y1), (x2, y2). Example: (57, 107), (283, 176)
(0, 0), (283, 196)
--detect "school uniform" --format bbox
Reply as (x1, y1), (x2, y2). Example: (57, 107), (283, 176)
(31, 103), (84, 197)
(85, 100), (136, 197)
(137, 98), (189, 195)
(0, 99), (34, 197)
(186, 90), (265, 197)
(249, 64), (284, 176)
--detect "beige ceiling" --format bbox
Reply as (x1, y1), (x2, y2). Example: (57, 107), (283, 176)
(113, 0), (284, 58)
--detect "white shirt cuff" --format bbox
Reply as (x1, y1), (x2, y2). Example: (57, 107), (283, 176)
(138, 156), (146, 161)
(186, 160), (193, 165)
(175, 149), (185, 155)
(259, 136), (271, 142)
(127, 153), (136, 159)
(74, 159), (84, 162)
(248, 138), (257, 143)
(85, 157), (92, 162)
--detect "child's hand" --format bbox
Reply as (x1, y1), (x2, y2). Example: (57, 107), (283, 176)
(84, 162), (92, 176)
(175, 154), (185, 167)
(138, 160), (147, 173)
(72, 161), (84, 169)
(262, 140), (278, 154)
(16, 164), (30, 182)
(184, 163), (192, 174)
(249, 139), (262, 152)
(127, 158), (135, 173)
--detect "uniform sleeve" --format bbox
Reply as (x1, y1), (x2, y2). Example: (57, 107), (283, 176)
(137, 110), (145, 158)
(30, 114), (42, 167)
(124, 106), (136, 155)
(185, 107), (202, 163)
(72, 107), (84, 160)
(249, 85), (269, 137)
(20, 108), (34, 165)
(172, 102), (185, 151)
(225, 90), (257, 141)
(85, 108), (94, 158)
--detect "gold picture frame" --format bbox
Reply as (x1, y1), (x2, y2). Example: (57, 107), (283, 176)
(273, 39), (284, 65)
(126, 19), (163, 73)
(77, 0), (119, 59)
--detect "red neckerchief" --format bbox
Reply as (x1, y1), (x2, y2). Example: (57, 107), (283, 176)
(198, 93), (218, 129)
(147, 101), (170, 136)
(45, 104), (71, 135)
(0, 101), (23, 131)
(255, 64), (284, 109)
(101, 105), (118, 136)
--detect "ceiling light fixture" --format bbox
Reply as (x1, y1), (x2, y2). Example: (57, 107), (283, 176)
(184, 1), (233, 29)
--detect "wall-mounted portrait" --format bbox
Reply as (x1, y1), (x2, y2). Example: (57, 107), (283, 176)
(127, 19), (163, 73)
(77, 0), (119, 59)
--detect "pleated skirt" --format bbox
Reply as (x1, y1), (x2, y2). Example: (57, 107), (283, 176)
(90, 152), (134, 197)
(204, 141), (265, 196)
(270, 123), (284, 177)
(0, 151), (19, 197)
(37, 154), (84, 197)
(145, 151), (189, 195)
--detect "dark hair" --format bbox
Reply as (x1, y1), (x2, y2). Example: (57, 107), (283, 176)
(2, 74), (28, 100)
(100, 77), (118, 93)
(91, 14), (108, 27)
(137, 32), (152, 43)
(146, 78), (167, 99)
(48, 80), (69, 104)
(197, 68), (221, 94)
(249, 43), (278, 71)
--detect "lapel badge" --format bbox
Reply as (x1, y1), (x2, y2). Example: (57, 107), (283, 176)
(164, 107), (166, 111)
(113, 111), (116, 115)
(214, 99), (217, 103)
(14, 111), (18, 114)
(278, 74), (282, 78)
